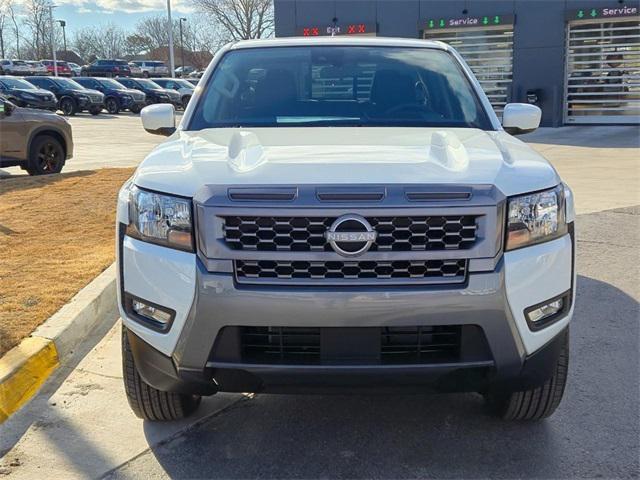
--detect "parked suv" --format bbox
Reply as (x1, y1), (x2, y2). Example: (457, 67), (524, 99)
(0, 76), (58, 110)
(151, 77), (194, 107)
(0, 59), (30, 75)
(114, 77), (181, 107)
(117, 38), (576, 422)
(27, 76), (104, 116)
(26, 61), (49, 76)
(0, 97), (73, 174)
(131, 60), (169, 78)
(81, 59), (132, 78)
(74, 77), (146, 114)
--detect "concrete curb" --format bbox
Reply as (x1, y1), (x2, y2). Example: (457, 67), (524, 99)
(0, 264), (116, 422)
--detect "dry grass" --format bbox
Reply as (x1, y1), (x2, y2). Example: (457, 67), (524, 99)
(0, 168), (135, 356)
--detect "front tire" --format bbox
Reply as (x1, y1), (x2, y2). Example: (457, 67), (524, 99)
(130, 104), (142, 114)
(105, 97), (120, 114)
(122, 326), (201, 421)
(485, 330), (569, 421)
(89, 106), (102, 115)
(60, 97), (77, 116)
(26, 135), (65, 175)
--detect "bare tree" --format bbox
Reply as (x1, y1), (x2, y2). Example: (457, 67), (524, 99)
(8, 0), (19, 58)
(73, 24), (126, 61)
(191, 0), (274, 41)
(21, 0), (59, 60)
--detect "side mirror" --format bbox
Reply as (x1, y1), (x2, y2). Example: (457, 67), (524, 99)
(502, 103), (541, 135)
(141, 103), (176, 136)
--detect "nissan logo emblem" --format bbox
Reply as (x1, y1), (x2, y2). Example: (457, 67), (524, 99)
(325, 214), (377, 257)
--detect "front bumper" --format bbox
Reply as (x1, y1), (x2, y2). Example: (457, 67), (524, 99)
(22, 97), (58, 110)
(118, 225), (575, 395)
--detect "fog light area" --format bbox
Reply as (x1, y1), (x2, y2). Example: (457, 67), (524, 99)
(527, 298), (564, 324)
(132, 299), (172, 325)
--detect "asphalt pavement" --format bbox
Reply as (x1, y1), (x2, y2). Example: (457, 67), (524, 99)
(1, 205), (638, 479)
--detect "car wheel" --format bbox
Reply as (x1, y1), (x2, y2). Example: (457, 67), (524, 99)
(143, 71), (150, 78)
(89, 106), (102, 115)
(105, 97), (120, 114)
(181, 95), (191, 108)
(121, 326), (201, 421)
(60, 97), (77, 116)
(484, 329), (569, 421)
(26, 135), (65, 175)
(130, 104), (142, 114)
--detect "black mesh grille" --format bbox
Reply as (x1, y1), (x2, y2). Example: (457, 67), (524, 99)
(235, 259), (467, 282)
(223, 216), (478, 252)
(235, 326), (463, 365)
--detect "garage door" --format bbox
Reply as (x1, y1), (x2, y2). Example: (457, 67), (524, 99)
(565, 17), (640, 124)
(424, 24), (514, 115)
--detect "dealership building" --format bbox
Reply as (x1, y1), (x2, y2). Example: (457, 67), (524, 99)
(273, 0), (640, 126)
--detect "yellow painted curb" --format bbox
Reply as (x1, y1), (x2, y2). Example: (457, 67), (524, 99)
(0, 337), (60, 423)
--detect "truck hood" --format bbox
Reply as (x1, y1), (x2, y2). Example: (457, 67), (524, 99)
(133, 127), (561, 198)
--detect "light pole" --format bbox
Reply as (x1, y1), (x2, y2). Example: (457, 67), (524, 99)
(48, 3), (58, 77)
(57, 20), (67, 59)
(179, 18), (187, 76)
(166, 0), (176, 78)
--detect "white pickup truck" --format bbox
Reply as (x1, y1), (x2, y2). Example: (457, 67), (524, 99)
(116, 37), (575, 422)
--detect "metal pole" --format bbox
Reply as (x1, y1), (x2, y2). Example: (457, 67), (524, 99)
(180, 18), (186, 75)
(60, 21), (67, 57)
(49, 4), (58, 77)
(167, 0), (175, 78)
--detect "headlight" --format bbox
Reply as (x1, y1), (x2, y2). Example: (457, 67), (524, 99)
(126, 186), (194, 252)
(506, 185), (567, 251)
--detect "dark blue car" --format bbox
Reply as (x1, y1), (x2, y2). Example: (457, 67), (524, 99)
(0, 76), (58, 111)
(74, 77), (146, 114)
(114, 77), (182, 108)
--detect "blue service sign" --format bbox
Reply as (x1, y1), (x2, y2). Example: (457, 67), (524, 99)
(420, 14), (515, 30)
(566, 5), (639, 20)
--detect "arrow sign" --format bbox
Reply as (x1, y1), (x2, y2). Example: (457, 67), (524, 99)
(439, 19), (445, 27)
(590, 8), (597, 17)
(493, 15), (500, 24)
(428, 19), (434, 28)
(482, 16), (489, 25)
(577, 10), (584, 18)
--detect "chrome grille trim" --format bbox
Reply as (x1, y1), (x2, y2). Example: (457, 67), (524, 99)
(234, 259), (467, 285)
(223, 215), (478, 252)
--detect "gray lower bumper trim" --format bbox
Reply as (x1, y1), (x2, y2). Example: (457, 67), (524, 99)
(172, 258), (525, 381)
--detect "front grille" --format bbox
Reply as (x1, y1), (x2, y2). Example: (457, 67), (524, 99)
(88, 94), (102, 103)
(223, 215), (478, 252)
(132, 92), (144, 101)
(233, 326), (465, 365)
(235, 259), (467, 283)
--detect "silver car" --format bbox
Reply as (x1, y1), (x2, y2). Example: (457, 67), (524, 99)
(26, 61), (48, 76)
(131, 61), (169, 78)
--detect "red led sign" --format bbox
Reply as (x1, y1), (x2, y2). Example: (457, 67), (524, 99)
(296, 22), (376, 36)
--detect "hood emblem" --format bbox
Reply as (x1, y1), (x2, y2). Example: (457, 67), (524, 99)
(326, 214), (377, 257)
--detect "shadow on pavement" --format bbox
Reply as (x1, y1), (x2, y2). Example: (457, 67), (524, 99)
(0, 169), (94, 192)
(140, 274), (639, 479)
(520, 125), (640, 148)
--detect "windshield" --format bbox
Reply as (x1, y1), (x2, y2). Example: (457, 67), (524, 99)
(1, 77), (36, 89)
(175, 79), (195, 89)
(189, 46), (491, 129)
(98, 78), (126, 90)
(54, 78), (84, 89)
(136, 79), (162, 89)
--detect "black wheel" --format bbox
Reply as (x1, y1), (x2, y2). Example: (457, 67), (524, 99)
(130, 104), (142, 114)
(26, 135), (65, 175)
(60, 97), (77, 116)
(181, 95), (191, 108)
(485, 330), (569, 421)
(105, 97), (120, 114)
(121, 326), (201, 421)
(143, 71), (150, 78)
(89, 106), (102, 115)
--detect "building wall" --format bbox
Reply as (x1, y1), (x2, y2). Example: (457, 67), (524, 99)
(273, 0), (634, 127)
